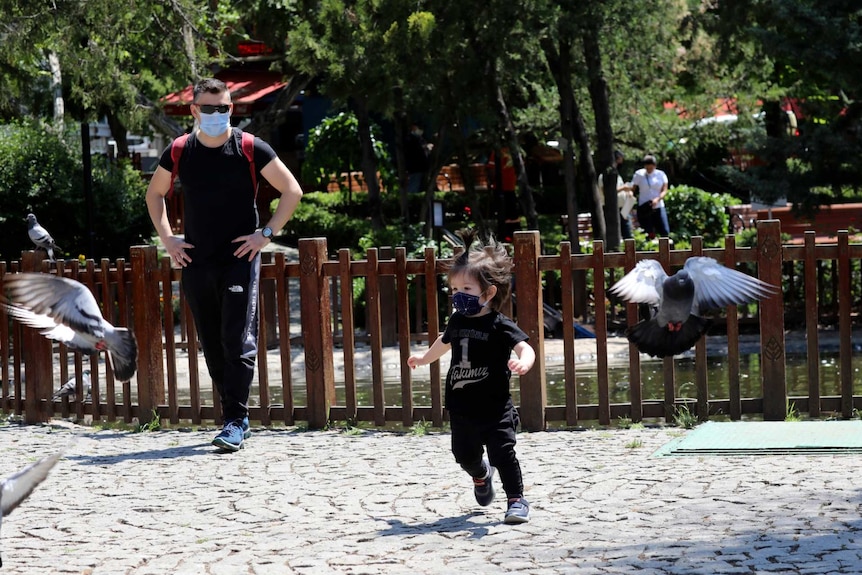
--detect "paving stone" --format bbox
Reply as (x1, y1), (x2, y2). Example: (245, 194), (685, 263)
(0, 423), (861, 573)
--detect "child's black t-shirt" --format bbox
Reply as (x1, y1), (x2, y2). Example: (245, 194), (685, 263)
(442, 310), (529, 420)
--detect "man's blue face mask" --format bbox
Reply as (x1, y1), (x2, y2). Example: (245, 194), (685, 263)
(199, 110), (231, 137)
(452, 291), (486, 316)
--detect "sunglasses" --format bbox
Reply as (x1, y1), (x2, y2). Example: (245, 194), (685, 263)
(196, 104), (231, 114)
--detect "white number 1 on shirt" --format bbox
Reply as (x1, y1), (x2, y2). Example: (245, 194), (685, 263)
(459, 339), (471, 368)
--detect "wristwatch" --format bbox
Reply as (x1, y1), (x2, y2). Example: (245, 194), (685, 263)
(261, 226), (273, 239)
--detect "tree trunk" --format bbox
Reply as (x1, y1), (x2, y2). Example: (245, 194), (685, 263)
(583, 26), (619, 248)
(392, 85), (410, 225)
(352, 96), (383, 230)
(492, 81), (539, 231)
(105, 111), (129, 158)
(541, 37), (589, 318)
(47, 50), (64, 131)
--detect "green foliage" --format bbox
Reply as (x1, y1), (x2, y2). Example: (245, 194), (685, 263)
(301, 111), (395, 193)
(673, 403), (699, 429)
(0, 120), (151, 261)
(665, 185), (741, 247)
(137, 408), (162, 432)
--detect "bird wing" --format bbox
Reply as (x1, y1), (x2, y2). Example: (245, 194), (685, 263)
(1, 452), (63, 517)
(0, 303), (98, 353)
(609, 259), (667, 307)
(28, 225), (54, 247)
(3, 273), (105, 339)
(683, 257), (778, 314)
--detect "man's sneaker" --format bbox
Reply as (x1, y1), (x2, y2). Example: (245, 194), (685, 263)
(473, 463), (496, 506)
(240, 416), (252, 439)
(504, 497), (530, 524)
(212, 419), (246, 452)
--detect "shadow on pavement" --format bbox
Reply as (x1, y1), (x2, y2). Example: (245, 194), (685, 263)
(377, 513), (491, 539)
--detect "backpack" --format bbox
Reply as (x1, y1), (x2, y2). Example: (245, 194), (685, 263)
(168, 131), (258, 197)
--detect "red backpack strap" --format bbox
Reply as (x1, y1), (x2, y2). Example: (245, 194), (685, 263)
(241, 131), (258, 197)
(168, 133), (191, 198)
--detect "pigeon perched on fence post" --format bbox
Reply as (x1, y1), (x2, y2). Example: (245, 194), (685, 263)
(0, 451), (63, 568)
(26, 214), (60, 262)
(52, 369), (92, 402)
(609, 256), (777, 358)
(1, 273), (138, 381)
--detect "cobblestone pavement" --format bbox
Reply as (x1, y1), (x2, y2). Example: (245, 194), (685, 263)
(1, 422), (861, 574)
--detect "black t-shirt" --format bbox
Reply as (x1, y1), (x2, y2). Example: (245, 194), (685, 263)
(441, 310), (529, 419)
(158, 129), (278, 267)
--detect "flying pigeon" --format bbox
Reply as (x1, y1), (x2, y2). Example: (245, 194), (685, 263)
(1, 273), (138, 381)
(26, 214), (60, 262)
(609, 256), (777, 358)
(52, 369), (91, 402)
(1, 451), (63, 568)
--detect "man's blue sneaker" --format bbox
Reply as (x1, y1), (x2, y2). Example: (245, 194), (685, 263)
(473, 461), (496, 506)
(241, 416), (252, 439)
(212, 419), (246, 452)
(504, 497), (530, 524)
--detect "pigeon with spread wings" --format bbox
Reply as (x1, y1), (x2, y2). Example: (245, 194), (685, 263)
(0, 451), (63, 567)
(610, 257), (777, 358)
(1, 273), (137, 381)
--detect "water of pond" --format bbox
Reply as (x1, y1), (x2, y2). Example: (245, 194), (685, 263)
(238, 351), (861, 411)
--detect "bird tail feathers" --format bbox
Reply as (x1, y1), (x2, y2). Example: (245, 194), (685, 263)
(626, 315), (713, 358)
(107, 328), (138, 382)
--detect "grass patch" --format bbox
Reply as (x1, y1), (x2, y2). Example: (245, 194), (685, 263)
(673, 404), (698, 429)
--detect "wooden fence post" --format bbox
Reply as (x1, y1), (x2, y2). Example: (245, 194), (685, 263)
(513, 231), (546, 431)
(298, 238), (335, 429)
(756, 220), (786, 420)
(379, 246), (397, 346)
(130, 245), (165, 424)
(21, 251), (51, 424)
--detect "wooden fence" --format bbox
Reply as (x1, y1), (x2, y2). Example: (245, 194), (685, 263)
(1, 220), (860, 430)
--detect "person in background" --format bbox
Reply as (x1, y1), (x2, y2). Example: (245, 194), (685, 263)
(407, 229), (536, 524)
(145, 78), (303, 452)
(598, 150), (636, 240)
(631, 154), (670, 239)
(405, 123), (431, 193)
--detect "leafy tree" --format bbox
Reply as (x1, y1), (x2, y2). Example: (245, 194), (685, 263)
(0, 120), (151, 261)
(692, 0), (862, 209)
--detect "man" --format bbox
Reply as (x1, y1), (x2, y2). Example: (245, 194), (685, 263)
(630, 154), (670, 239)
(146, 78), (303, 451)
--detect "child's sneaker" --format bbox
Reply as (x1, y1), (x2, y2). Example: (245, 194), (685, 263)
(473, 462), (496, 506)
(504, 497), (530, 524)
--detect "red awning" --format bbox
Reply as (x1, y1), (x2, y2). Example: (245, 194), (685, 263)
(161, 70), (287, 117)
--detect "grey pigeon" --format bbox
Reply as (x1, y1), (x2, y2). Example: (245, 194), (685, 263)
(52, 369), (91, 402)
(0, 451), (63, 568)
(1, 273), (138, 381)
(26, 213), (60, 262)
(609, 256), (777, 358)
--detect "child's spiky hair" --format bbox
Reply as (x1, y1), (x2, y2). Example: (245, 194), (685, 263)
(445, 228), (513, 310)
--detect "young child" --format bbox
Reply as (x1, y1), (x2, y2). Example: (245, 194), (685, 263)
(407, 229), (536, 524)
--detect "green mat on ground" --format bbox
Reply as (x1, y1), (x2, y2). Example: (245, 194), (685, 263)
(653, 420), (862, 457)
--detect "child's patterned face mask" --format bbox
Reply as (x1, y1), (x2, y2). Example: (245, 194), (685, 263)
(452, 292), (486, 316)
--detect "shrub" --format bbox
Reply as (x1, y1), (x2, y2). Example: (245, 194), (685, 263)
(302, 111), (396, 193)
(665, 185), (741, 247)
(0, 120), (151, 262)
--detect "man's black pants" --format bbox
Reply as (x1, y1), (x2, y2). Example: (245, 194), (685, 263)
(182, 255), (260, 423)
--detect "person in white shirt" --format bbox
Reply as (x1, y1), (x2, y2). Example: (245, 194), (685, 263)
(597, 150), (636, 240)
(630, 154), (670, 238)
